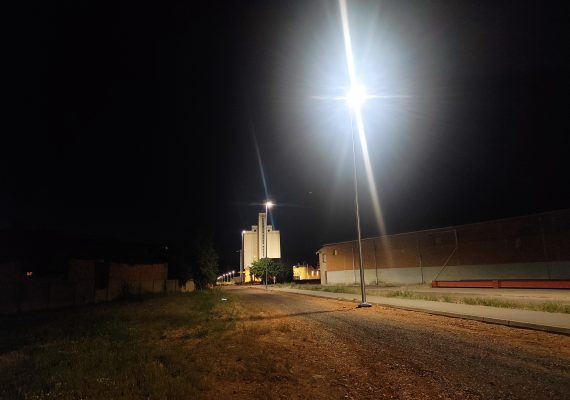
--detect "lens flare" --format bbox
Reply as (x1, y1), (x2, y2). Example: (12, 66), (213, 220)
(339, 0), (389, 246)
(346, 84), (367, 109)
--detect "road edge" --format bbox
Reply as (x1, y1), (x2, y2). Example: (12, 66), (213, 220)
(252, 286), (570, 335)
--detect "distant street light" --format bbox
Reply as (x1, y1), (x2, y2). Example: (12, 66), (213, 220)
(265, 200), (274, 258)
(264, 201), (274, 290)
(240, 230), (246, 283)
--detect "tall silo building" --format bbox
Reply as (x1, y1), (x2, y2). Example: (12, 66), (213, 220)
(241, 213), (281, 282)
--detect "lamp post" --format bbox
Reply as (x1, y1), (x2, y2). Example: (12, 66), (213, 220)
(264, 201), (273, 290)
(347, 98), (371, 308)
(241, 230), (245, 283)
(340, 0), (371, 308)
(264, 201), (273, 258)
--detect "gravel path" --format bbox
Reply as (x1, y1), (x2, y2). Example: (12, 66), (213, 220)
(214, 287), (570, 400)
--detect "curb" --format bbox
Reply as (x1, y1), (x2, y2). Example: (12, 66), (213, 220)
(259, 287), (570, 336)
(373, 304), (570, 335)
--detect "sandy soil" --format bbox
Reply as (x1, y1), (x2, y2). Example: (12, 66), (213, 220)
(197, 287), (570, 400)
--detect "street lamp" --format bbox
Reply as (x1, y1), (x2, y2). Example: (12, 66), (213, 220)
(240, 230), (246, 283)
(347, 106), (370, 308)
(264, 201), (273, 290)
(340, 0), (371, 308)
(264, 200), (273, 259)
(346, 84), (367, 110)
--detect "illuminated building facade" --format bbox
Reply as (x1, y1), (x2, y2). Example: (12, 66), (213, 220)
(242, 213), (281, 282)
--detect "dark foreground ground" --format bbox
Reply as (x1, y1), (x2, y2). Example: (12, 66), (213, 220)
(1, 287), (569, 399)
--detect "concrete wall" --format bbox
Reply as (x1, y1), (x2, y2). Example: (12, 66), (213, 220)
(0, 260), (195, 314)
(267, 230), (281, 259)
(244, 231), (259, 267)
(324, 261), (570, 285)
(319, 209), (570, 285)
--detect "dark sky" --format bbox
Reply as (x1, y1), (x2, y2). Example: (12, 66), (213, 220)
(4, 0), (569, 268)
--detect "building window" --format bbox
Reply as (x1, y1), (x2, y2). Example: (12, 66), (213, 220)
(322, 254), (327, 263)
(333, 249), (338, 256)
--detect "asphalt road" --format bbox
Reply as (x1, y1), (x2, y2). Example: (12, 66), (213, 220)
(223, 287), (570, 400)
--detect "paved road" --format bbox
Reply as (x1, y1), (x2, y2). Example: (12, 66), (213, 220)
(226, 287), (570, 400)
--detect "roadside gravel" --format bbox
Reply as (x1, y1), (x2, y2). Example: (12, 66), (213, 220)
(209, 287), (570, 400)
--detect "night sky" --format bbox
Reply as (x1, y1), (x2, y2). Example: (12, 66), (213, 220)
(5, 1), (569, 268)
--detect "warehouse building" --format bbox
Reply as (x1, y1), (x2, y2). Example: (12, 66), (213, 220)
(318, 209), (570, 286)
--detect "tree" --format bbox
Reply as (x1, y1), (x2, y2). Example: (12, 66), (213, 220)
(192, 237), (219, 289)
(249, 258), (292, 284)
(167, 235), (219, 289)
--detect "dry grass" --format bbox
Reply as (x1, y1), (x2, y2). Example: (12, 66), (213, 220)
(0, 291), (238, 399)
(278, 283), (570, 314)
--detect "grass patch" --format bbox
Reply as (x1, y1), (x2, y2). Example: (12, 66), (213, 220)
(0, 290), (237, 399)
(277, 284), (570, 314)
(382, 290), (570, 314)
(321, 286), (357, 294)
(276, 283), (358, 294)
(461, 297), (570, 314)
(383, 290), (441, 302)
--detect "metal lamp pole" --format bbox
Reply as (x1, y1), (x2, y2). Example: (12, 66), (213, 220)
(349, 112), (371, 308)
(264, 201), (273, 290)
(240, 231), (245, 283)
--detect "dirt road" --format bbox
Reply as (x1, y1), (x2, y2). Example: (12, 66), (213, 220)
(209, 287), (570, 400)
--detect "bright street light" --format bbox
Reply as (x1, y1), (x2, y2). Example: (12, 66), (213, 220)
(340, 0), (371, 308)
(240, 230), (246, 284)
(264, 200), (274, 258)
(264, 201), (274, 290)
(346, 84), (367, 110)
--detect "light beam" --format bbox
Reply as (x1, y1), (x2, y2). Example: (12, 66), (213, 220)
(340, 0), (388, 239)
